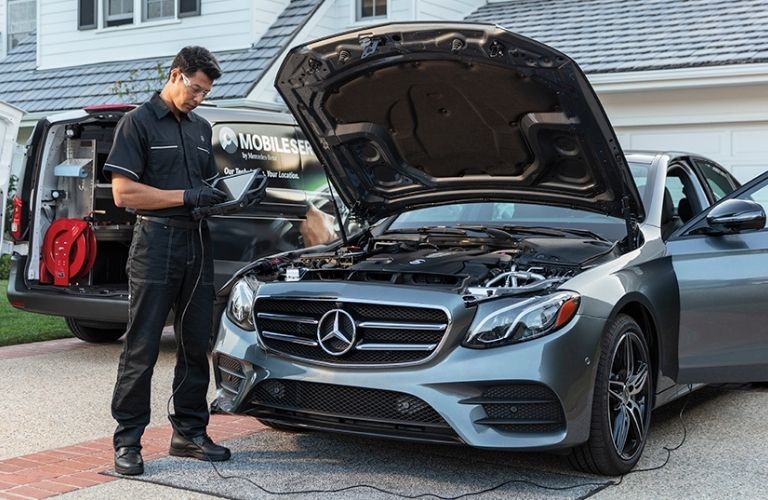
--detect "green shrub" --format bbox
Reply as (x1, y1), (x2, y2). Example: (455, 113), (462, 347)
(0, 254), (9, 280)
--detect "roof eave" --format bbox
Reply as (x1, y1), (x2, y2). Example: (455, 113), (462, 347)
(589, 63), (768, 93)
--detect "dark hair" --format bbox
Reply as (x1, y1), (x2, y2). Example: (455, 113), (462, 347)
(170, 46), (222, 81)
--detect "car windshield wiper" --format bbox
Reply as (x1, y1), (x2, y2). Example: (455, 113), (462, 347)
(384, 225), (516, 240)
(499, 225), (610, 242)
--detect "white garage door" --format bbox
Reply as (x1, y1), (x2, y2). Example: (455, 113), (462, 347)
(615, 122), (768, 184)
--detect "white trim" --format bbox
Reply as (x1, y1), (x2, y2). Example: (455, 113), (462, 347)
(149, 144), (178, 149)
(196, 146), (209, 154)
(96, 16), (181, 33)
(590, 64), (768, 93)
(104, 163), (140, 180)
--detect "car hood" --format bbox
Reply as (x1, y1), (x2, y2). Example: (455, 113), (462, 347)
(275, 22), (644, 223)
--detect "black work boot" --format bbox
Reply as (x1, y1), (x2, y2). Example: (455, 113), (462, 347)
(114, 446), (144, 475)
(169, 432), (231, 461)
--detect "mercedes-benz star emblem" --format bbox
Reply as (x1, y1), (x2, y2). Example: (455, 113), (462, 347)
(317, 309), (357, 356)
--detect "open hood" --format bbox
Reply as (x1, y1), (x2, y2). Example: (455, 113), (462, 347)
(275, 23), (644, 223)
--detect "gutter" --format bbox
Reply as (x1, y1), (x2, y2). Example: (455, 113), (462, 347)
(589, 63), (768, 93)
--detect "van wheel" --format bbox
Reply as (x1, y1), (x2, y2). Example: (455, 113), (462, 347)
(65, 317), (126, 343)
(569, 314), (653, 475)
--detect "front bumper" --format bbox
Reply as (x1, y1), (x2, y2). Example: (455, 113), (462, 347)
(213, 307), (606, 451)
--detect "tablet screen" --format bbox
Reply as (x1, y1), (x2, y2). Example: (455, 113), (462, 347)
(216, 171), (258, 202)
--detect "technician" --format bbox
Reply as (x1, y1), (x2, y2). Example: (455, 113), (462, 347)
(105, 46), (230, 476)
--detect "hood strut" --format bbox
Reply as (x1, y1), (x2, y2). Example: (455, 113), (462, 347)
(622, 195), (640, 250)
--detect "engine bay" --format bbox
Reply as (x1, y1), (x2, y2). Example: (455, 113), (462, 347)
(253, 229), (622, 302)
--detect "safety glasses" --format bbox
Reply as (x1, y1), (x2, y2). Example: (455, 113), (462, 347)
(180, 72), (212, 98)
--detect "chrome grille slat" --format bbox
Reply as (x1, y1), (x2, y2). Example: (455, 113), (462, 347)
(355, 343), (437, 351)
(358, 321), (446, 331)
(262, 331), (318, 346)
(255, 297), (450, 366)
(257, 312), (318, 325)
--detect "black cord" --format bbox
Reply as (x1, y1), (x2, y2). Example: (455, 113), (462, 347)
(201, 457), (613, 499)
(192, 386), (695, 499)
(578, 385), (693, 499)
(166, 219), (205, 433)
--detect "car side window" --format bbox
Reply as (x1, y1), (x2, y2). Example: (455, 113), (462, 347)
(694, 159), (739, 202)
(666, 165), (704, 223)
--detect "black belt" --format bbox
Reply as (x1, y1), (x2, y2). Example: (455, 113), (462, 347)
(136, 215), (201, 229)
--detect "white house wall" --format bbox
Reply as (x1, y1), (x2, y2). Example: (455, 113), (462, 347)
(0, 1), (6, 58)
(599, 84), (768, 183)
(37, 0), (287, 70)
(417, 0), (485, 20)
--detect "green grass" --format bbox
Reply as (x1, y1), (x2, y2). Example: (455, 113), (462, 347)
(0, 280), (72, 346)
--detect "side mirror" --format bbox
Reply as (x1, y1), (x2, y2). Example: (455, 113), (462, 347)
(706, 199), (766, 234)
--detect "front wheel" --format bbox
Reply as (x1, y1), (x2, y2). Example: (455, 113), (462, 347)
(569, 314), (653, 475)
(65, 317), (125, 343)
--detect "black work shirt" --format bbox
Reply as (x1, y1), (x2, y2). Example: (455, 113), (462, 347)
(104, 92), (217, 217)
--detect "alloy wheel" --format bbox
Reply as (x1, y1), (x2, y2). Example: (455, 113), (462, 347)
(607, 330), (651, 461)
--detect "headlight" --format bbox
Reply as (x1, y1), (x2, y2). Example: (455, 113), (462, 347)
(226, 275), (260, 331)
(463, 292), (580, 348)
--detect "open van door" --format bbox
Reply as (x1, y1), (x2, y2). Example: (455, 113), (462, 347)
(0, 101), (24, 255)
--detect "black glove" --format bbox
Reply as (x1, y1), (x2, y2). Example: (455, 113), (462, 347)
(183, 185), (226, 208)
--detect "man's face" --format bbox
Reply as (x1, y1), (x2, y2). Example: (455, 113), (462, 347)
(167, 68), (213, 114)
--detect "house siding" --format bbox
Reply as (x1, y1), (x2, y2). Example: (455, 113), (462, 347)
(0, 1), (6, 57)
(38, 0), (288, 70)
(418, 0), (484, 20)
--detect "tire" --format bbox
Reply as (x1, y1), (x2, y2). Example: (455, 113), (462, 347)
(257, 419), (310, 434)
(65, 317), (126, 343)
(569, 314), (653, 475)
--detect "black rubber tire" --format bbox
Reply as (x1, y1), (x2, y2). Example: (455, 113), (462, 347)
(65, 317), (126, 343)
(257, 419), (310, 434)
(569, 314), (653, 475)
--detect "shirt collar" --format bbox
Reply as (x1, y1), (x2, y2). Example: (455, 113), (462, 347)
(148, 91), (192, 121)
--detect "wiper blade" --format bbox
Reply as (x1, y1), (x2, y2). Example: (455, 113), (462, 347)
(385, 225), (516, 240)
(499, 225), (610, 242)
(384, 226), (467, 235)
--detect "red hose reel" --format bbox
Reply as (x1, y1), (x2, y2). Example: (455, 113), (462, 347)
(40, 219), (97, 286)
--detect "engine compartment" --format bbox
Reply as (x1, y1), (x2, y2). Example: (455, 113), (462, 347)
(256, 230), (622, 301)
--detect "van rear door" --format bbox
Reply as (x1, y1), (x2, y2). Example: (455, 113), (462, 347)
(0, 101), (24, 254)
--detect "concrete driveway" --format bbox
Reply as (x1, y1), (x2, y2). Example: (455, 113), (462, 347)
(1, 335), (767, 499)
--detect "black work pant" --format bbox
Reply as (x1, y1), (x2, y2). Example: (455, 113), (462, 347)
(112, 218), (214, 450)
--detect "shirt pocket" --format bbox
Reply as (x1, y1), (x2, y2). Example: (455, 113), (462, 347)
(148, 144), (181, 180)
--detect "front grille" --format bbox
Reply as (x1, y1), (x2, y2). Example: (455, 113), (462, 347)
(216, 355), (246, 395)
(255, 298), (449, 365)
(246, 379), (460, 444)
(462, 383), (565, 434)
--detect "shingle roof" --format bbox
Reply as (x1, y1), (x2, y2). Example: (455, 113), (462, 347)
(0, 0), (322, 113)
(466, 0), (768, 73)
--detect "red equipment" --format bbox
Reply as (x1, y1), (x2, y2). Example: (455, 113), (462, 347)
(40, 219), (97, 286)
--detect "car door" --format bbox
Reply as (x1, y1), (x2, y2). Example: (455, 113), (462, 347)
(667, 171), (768, 383)
(0, 101), (23, 254)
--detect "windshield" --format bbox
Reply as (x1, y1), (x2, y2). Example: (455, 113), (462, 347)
(389, 202), (627, 241)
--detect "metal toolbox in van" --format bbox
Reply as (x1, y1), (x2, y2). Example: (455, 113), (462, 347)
(4, 104), (339, 342)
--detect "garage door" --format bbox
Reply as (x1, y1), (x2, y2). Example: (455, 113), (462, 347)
(615, 122), (768, 184)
